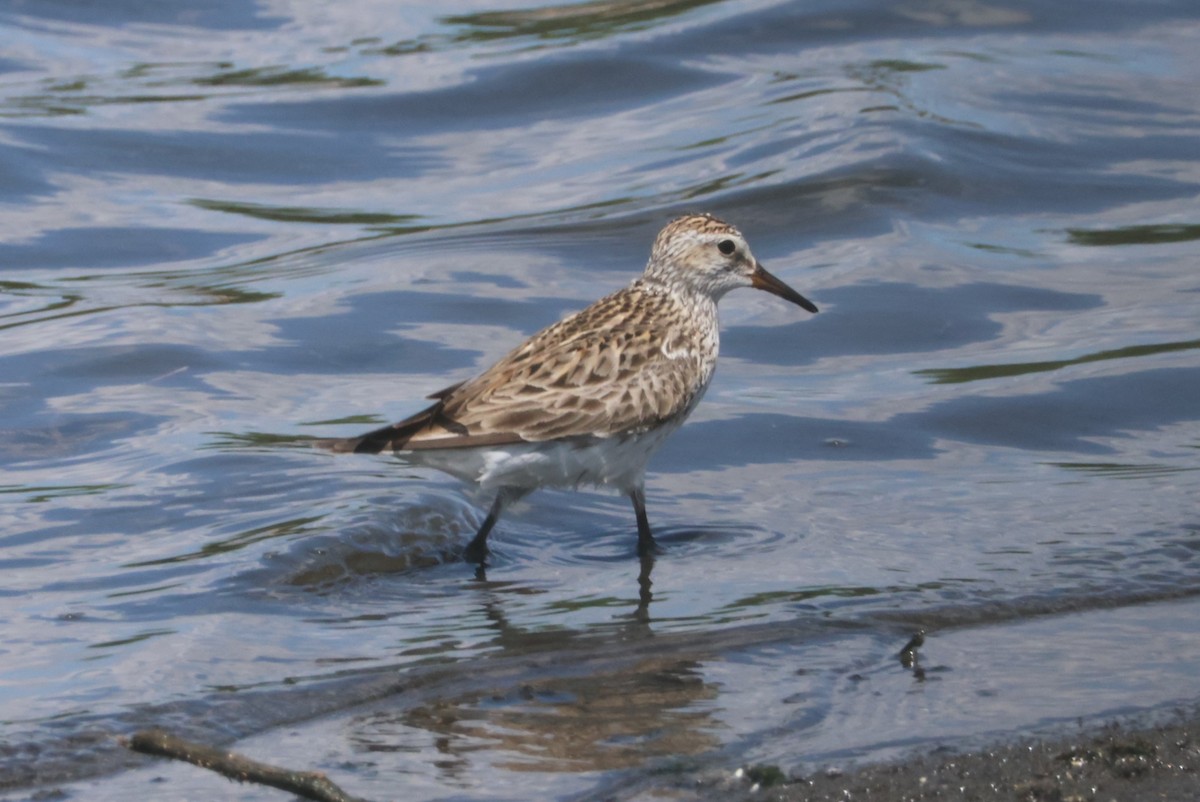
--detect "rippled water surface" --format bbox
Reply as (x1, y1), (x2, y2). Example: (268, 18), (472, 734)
(2, 0), (1199, 799)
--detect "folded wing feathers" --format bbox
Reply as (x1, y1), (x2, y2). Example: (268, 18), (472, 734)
(324, 283), (703, 454)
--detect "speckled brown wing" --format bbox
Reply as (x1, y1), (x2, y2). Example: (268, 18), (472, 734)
(336, 282), (714, 454)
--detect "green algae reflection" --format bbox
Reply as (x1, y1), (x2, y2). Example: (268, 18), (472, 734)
(1066, 223), (1200, 246)
(917, 338), (1200, 384)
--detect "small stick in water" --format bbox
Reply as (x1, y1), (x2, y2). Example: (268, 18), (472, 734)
(123, 729), (370, 802)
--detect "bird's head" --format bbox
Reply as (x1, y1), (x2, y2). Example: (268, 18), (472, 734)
(644, 213), (818, 313)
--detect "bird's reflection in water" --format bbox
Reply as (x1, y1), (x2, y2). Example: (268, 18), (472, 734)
(394, 654), (719, 775)
(350, 551), (718, 777)
(471, 550), (656, 623)
(635, 550), (654, 622)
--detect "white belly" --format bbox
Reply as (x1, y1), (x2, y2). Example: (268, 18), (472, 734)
(407, 421), (682, 495)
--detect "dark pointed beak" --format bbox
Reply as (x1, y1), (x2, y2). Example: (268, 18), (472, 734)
(750, 262), (818, 313)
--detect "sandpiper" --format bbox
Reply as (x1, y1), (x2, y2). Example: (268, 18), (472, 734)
(323, 213), (817, 563)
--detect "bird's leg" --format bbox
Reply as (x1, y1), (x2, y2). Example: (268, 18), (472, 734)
(629, 485), (659, 557)
(463, 494), (505, 565)
(464, 488), (528, 564)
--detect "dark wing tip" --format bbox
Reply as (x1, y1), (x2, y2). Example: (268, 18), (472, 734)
(319, 399), (448, 456)
(313, 435), (379, 454)
(350, 427), (394, 454)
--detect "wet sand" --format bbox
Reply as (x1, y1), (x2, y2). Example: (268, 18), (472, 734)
(682, 706), (1200, 802)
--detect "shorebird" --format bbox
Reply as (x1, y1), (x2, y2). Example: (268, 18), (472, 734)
(322, 213), (817, 563)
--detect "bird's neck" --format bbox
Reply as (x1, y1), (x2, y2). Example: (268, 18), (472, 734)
(636, 275), (719, 307)
(631, 277), (721, 365)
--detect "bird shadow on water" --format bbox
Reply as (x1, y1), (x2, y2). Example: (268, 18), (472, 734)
(235, 495), (485, 598)
(237, 492), (669, 623)
(654, 522), (783, 553)
(205, 430), (776, 628)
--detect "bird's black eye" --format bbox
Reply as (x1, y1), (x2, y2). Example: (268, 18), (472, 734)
(717, 239), (736, 256)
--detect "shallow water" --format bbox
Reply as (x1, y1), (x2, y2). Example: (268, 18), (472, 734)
(1, 0), (1199, 799)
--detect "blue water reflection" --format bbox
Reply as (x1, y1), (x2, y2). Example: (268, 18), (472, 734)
(1, 0), (1198, 798)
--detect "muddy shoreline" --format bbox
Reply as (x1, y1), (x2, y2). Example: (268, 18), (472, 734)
(679, 705), (1200, 801)
(7, 699), (1200, 801)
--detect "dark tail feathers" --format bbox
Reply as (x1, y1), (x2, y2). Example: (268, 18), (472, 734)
(316, 403), (442, 455)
